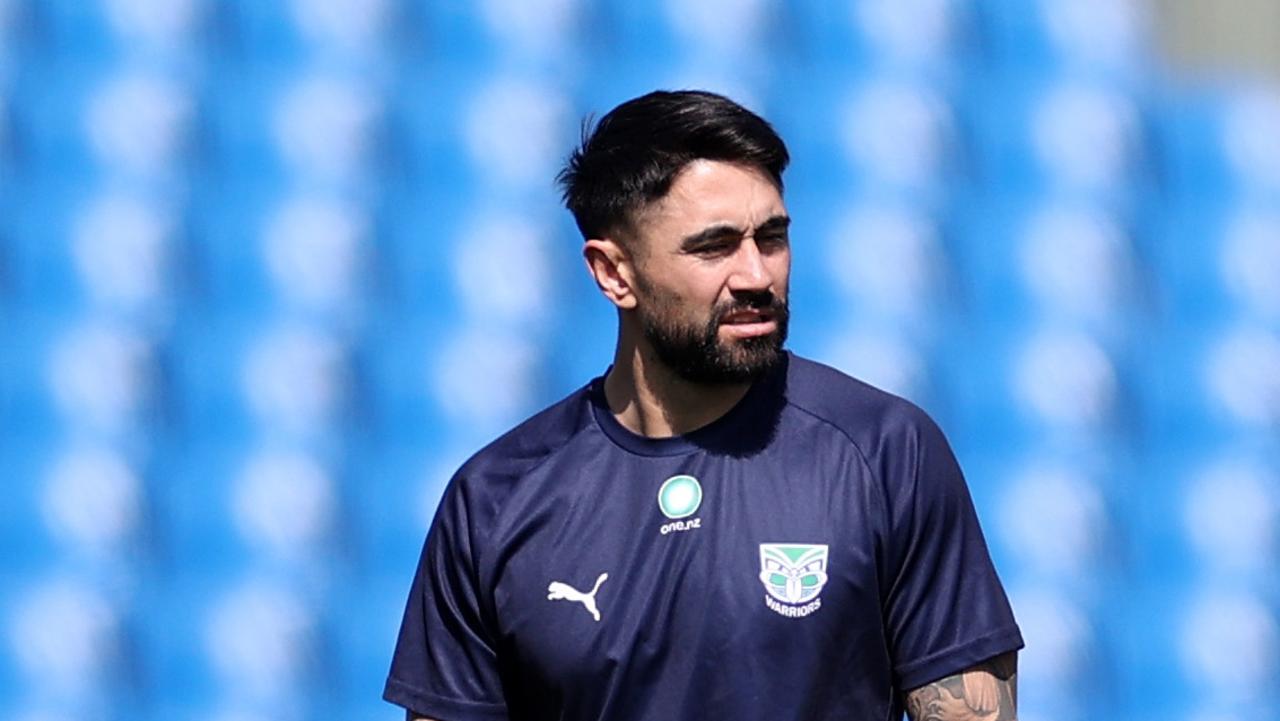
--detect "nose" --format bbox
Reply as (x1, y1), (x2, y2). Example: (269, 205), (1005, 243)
(727, 238), (772, 292)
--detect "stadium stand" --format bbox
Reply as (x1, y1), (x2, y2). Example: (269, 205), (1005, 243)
(0, 1), (1277, 720)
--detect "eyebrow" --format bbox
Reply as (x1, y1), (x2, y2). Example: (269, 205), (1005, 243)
(678, 214), (791, 252)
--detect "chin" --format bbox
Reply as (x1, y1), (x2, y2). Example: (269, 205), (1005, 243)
(704, 340), (785, 384)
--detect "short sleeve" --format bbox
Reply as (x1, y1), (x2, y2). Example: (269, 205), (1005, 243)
(384, 479), (509, 721)
(879, 411), (1024, 691)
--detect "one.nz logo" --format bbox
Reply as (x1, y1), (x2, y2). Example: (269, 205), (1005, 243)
(758, 544), (829, 618)
(657, 475), (702, 535)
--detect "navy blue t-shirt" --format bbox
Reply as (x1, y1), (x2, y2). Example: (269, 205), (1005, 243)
(385, 353), (1022, 721)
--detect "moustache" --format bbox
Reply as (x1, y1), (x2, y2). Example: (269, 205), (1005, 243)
(712, 291), (787, 323)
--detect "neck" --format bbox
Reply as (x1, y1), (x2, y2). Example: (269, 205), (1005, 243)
(602, 327), (753, 438)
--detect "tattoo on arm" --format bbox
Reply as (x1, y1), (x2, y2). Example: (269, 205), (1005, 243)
(904, 651), (1018, 721)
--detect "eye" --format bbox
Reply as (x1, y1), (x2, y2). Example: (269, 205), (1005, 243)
(755, 231), (789, 250)
(692, 239), (737, 258)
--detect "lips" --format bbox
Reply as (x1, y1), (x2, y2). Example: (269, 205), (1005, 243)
(720, 309), (773, 325)
(718, 308), (778, 339)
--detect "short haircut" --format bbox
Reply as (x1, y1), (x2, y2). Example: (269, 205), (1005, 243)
(557, 90), (790, 242)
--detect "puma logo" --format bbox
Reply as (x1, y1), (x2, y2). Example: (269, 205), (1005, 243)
(547, 573), (609, 622)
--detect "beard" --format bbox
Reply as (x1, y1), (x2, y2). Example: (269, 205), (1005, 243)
(637, 287), (790, 386)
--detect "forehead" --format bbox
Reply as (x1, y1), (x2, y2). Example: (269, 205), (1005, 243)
(634, 160), (786, 242)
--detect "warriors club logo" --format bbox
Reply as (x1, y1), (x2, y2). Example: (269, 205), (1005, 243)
(758, 544), (829, 618)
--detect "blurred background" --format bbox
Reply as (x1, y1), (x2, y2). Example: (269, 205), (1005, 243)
(0, 0), (1277, 719)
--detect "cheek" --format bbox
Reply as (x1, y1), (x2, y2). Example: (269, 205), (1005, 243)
(648, 269), (723, 310)
(767, 254), (792, 295)
(638, 278), (699, 320)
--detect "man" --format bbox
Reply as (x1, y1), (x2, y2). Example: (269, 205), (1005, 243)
(385, 90), (1023, 721)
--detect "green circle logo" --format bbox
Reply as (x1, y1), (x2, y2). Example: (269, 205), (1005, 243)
(658, 475), (702, 519)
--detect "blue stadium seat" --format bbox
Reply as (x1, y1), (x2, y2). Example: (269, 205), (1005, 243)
(356, 311), (457, 443)
(139, 574), (337, 716)
(377, 187), (573, 321)
(5, 184), (183, 318)
(1145, 201), (1235, 326)
(982, 453), (1128, 591)
(847, 0), (979, 74)
(835, 75), (962, 195)
(1004, 585), (1108, 711)
(0, 86), (11, 169)
(29, 0), (209, 65)
(26, 0), (117, 61)
(1213, 88), (1280, 200)
(201, 62), (390, 196)
(0, 311), (165, 441)
(197, 65), (288, 182)
(190, 181), (377, 321)
(592, 0), (744, 68)
(827, 201), (955, 321)
(765, 70), (866, 198)
(809, 327), (939, 411)
(221, 0), (411, 68)
(1160, 200), (1280, 326)
(0, 183), (85, 311)
(327, 573), (415, 711)
(411, 0), (587, 69)
(387, 65), (570, 196)
(1151, 89), (1239, 202)
(343, 440), (450, 575)
(941, 323), (1137, 450)
(220, 0), (314, 64)
(158, 440), (350, 575)
(981, 0), (1154, 79)
(1213, 208), (1280, 325)
(135, 576), (219, 713)
(1, 574), (139, 711)
(967, 75), (1149, 199)
(169, 315), (361, 442)
(1136, 325), (1280, 447)
(1109, 583), (1188, 718)
(954, 197), (1148, 335)
(5, 64), (99, 178)
(1176, 454), (1280, 584)
(11, 59), (197, 184)
(0, 1), (30, 58)
(158, 443), (263, 573)
(361, 311), (554, 447)
(541, 212), (619, 389)
(35, 443), (153, 568)
(0, 440), (66, 574)
(187, 180), (283, 316)
(1173, 589), (1280, 711)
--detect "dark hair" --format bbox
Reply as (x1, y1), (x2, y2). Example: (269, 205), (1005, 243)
(557, 90), (790, 241)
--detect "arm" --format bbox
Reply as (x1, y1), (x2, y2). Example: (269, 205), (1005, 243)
(385, 475), (508, 720)
(903, 651), (1017, 721)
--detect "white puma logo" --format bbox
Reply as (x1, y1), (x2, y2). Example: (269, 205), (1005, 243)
(547, 573), (609, 622)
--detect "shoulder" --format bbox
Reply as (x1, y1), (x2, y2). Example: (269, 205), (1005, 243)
(456, 382), (594, 488)
(439, 381), (595, 527)
(416, 383), (598, 586)
(783, 354), (970, 531)
(783, 353), (943, 453)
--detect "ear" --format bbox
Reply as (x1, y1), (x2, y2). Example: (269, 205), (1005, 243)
(583, 238), (638, 310)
